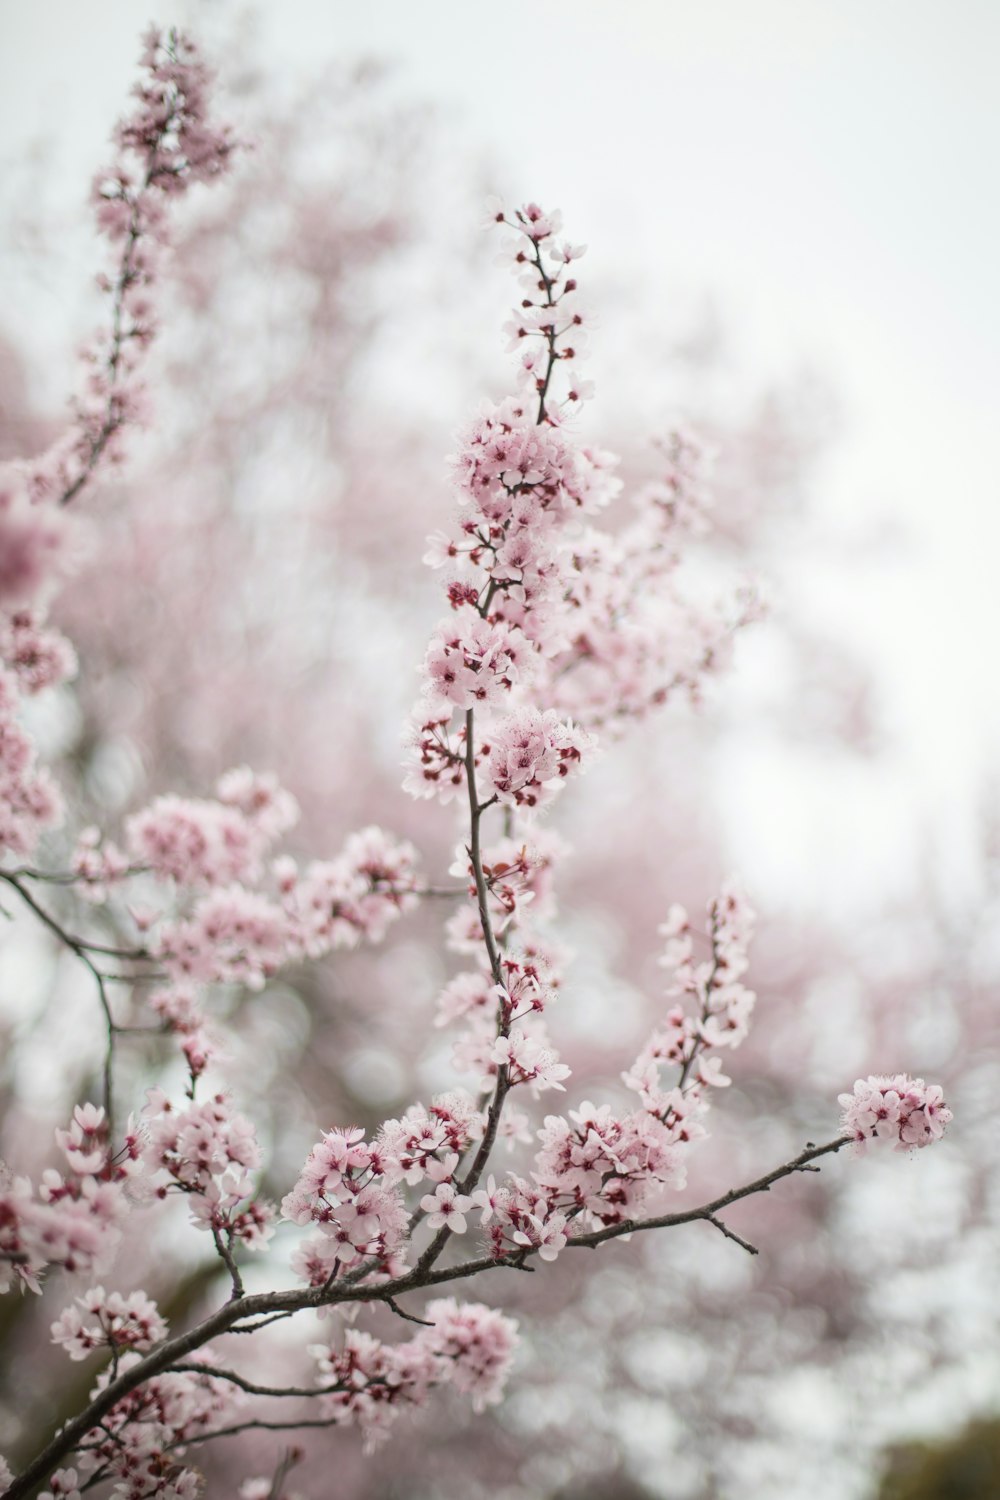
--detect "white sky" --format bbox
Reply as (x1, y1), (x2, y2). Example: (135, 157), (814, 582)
(2, 0), (998, 914)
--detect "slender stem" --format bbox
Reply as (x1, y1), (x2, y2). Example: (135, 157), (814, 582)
(0, 874), (152, 962)
(463, 707), (504, 988)
(0, 872), (153, 1135)
(164, 1415), (342, 1449)
(414, 708), (509, 1272)
(167, 1363), (339, 1399)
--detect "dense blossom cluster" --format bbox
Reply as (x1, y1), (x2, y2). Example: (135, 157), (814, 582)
(281, 1126), (411, 1283)
(310, 1298), (517, 1449)
(57, 1354), (236, 1500)
(68, 798), (421, 1084)
(0, 1105), (139, 1295)
(838, 1075), (953, 1151)
(142, 1089), (274, 1251)
(0, 33), (955, 1495)
(51, 1286), (167, 1362)
(405, 204), (615, 806)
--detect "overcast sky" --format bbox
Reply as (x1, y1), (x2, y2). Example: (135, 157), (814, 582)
(2, 0), (998, 913)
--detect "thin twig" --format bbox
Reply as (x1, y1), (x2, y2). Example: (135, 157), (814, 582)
(166, 1363), (336, 1400)
(384, 1296), (434, 1327)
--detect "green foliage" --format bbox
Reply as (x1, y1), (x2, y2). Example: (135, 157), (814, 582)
(879, 1418), (1000, 1500)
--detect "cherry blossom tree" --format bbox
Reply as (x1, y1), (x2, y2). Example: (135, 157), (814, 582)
(0, 25), (957, 1500)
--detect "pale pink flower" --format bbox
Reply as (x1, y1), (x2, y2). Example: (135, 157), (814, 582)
(420, 1180), (473, 1233)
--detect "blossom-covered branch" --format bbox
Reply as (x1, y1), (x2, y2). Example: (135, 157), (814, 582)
(40, 27), (237, 510)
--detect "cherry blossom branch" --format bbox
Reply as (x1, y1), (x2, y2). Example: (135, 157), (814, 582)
(3, 1135), (849, 1497)
(0, 142), (957, 1493)
(57, 192), (146, 508)
(54, 29), (236, 508)
(412, 706), (509, 1273)
(676, 905), (724, 1094)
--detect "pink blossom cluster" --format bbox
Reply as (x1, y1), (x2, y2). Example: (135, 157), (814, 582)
(146, 825), (419, 1075)
(31, 28), (237, 509)
(283, 1095), (491, 1284)
(440, 942), (569, 1106)
(156, 885), (292, 990)
(69, 801), (421, 1083)
(624, 884), (757, 1114)
(142, 1089), (274, 1250)
(422, 606), (532, 712)
(309, 1297), (517, 1449)
(406, 204), (618, 807)
(125, 772), (298, 887)
(838, 1075), (953, 1152)
(378, 1092), (482, 1188)
(0, 1105), (140, 1294)
(489, 199), (593, 409)
(67, 1352), (237, 1500)
(51, 1286), (167, 1362)
(549, 428), (762, 727)
(281, 825), (421, 953)
(281, 1126), (411, 1285)
(533, 1100), (688, 1230)
(456, 828), (566, 928)
(482, 705), (593, 807)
